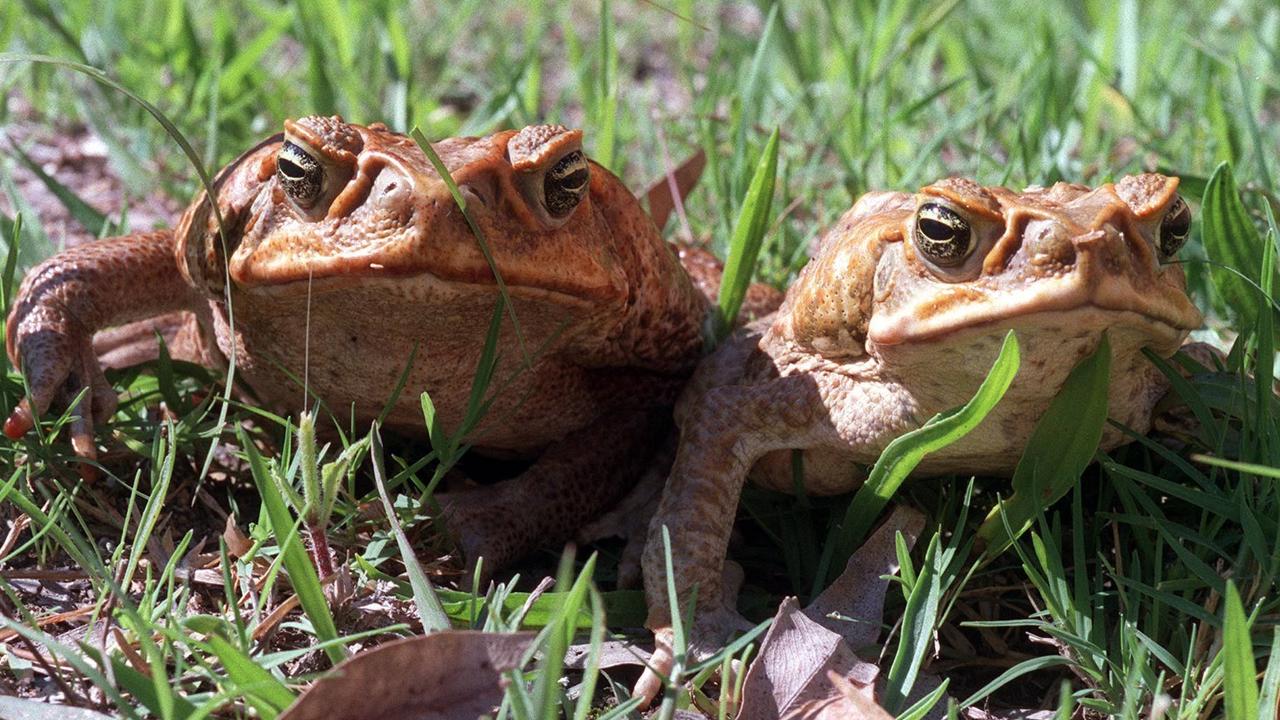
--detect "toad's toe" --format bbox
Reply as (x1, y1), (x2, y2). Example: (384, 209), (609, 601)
(6, 318), (114, 464)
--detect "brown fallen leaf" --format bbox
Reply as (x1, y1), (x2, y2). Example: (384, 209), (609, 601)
(736, 505), (929, 720)
(563, 639), (652, 670)
(736, 597), (881, 719)
(642, 148), (706, 231)
(280, 631), (533, 720)
(806, 506), (925, 649)
(223, 515), (253, 558)
(787, 670), (894, 720)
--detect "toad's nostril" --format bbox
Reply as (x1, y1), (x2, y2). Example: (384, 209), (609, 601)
(460, 183), (488, 208)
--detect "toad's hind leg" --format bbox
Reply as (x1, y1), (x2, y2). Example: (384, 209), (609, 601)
(435, 407), (670, 577)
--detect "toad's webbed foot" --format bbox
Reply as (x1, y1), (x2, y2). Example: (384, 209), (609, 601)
(633, 600), (753, 709)
(5, 310), (116, 466)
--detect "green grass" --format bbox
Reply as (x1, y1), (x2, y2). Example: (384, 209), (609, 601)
(1, 1), (1279, 717)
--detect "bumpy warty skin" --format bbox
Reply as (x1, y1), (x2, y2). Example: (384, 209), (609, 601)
(5, 116), (763, 570)
(633, 173), (1204, 704)
(166, 119), (713, 443)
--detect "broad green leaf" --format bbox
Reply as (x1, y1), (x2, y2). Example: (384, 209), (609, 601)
(1221, 581), (1259, 720)
(977, 333), (1112, 555)
(715, 127), (780, 342)
(882, 532), (943, 711)
(1202, 162), (1274, 331)
(830, 331), (1020, 569)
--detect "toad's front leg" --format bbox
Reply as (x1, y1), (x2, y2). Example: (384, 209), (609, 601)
(5, 231), (202, 461)
(633, 374), (839, 706)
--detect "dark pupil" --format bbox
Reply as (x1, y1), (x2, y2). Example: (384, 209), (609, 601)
(918, 216), (956, 241)
(278, 157), (306, 180)
(557, 167), (589, 191)
(278, 141), (322, 205)
(914, 203), (972, 266)
(1163, 210), (1190, 237)
(544, 151), (589, 218)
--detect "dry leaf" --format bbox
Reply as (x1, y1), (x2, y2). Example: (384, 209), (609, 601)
(643, 149), (706, 230)
(280, 631), (533, 720)
(736, 505), (927, 720)
(806, 506), (924, 648)
(563, 639), (651, 670)
(222, 515), (253, 558)
(736, 597), (882, 720)
(788, 670), (893, 720)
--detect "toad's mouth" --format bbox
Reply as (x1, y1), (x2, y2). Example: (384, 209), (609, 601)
(226, 225), (629, 306)
(231, 266), (603, 308)
(866, 277), (1202, 348)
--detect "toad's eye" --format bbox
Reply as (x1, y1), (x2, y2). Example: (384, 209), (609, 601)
(277, 141), (324, 208)
(1159, 195), (1191, 259)
(543, 150), (589, 218)
(914, 202), (974, 267)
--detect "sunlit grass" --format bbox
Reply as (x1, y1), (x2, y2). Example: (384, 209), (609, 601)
(0, 1), (1278, 717)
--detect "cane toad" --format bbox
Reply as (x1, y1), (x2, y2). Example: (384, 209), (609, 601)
(5, 116), (761, 568)
(636, 174), (1203, 700)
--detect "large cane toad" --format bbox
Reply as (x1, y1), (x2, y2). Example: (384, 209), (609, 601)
(5, 116), (775, 569)
(636, 174), (1203, 700)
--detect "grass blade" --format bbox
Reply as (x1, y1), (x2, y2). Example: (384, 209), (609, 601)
(205, 634), (296, 717)
(1259, 628), (1280, 720)
(715, 127), (780, 342)
(977, 333), (1112, 556)
(239, 427), (346, 665)
(958, 655), (1073, 709)
(6, 141), (110, 237)
(0, 54), (228, 238)
(369, 424), (450, 632)
(1222, 581), (1259, 720)
(829, 331), (1020, 571)
(410, 126), (529, 364)
(896, 676), (950, 720)
(1202, 162), (1273, 331)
